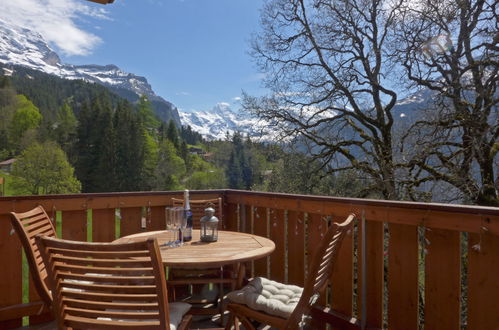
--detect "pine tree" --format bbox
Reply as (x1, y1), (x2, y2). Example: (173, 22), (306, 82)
(166, 120), (179, 149)
(227, 150), (244, 189)
(52, 102), (77, 155)
(93, 95), (117, 192)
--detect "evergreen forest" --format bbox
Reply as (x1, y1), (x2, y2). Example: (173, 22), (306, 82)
(0, 65), (360, 197)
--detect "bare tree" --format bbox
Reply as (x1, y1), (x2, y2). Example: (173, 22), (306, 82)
(394, 0), (499, 205)
(244, 0), (405, 199)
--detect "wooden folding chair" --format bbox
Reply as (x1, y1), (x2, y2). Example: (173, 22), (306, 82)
(10, 206), (56, 307)
(224, 214), (356, 329)
(171, 197), (223, 229)
(169, 197), (233, 323)
(36, 236), (192, 330)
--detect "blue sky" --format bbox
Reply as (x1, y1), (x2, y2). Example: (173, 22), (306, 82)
(0, 0), (267, 112)
(66, 0), (267, 112)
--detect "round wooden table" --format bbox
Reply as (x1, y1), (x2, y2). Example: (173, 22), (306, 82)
(113, 229), (275, 269)
(114, 230), (274, 324)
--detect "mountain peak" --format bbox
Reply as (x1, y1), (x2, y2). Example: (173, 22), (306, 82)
(0, 19), (180, 126)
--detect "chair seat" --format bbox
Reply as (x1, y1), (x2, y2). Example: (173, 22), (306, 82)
(226, 277), (303, 318)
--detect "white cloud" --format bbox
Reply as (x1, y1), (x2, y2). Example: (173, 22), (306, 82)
(218, 102), (231, 107)
(0, 0), (109, 56)
(232, 96), (242, 101)
(243, 72), (266, 83)
(176, 91), (190, 96)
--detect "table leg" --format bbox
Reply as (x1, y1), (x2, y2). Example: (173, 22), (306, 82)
(236, 263), (246, 289)
(219, 266), (224, 325)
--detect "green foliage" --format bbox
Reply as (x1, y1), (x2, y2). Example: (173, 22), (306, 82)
(154, 140), (186, 190)
(11, 141), (81, 195)
(165, 119), (180, 148)
(0, 79), (17, 154)
(137, 95), (160, 131)
(2, 64), (373, 199)
(186, 169), (226, 190)
(52, 102), (77, 153)
(8, 95), (42, 151)
(181, 125), (203, 145)
(226, 132), (253, 189)
(75, 95), (152, 193)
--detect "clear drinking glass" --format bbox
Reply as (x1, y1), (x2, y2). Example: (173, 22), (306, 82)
(165, 207), (184, 248)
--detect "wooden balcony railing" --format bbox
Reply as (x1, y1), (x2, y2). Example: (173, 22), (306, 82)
(0, 190), (497, 329)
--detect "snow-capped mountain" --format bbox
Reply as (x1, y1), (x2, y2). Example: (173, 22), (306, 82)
(0, 18), (180, 125)
(180, 102), (276, 141)
(180, 89), (431, 141)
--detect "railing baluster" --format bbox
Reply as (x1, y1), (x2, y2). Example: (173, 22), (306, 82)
(120, 207), (142, 238)
(253, 207), (268, 278)
(148, 206), (166, 232)
(287, 210), (305, 287)
(92, 209), (116, 242)
(61, 210), (87, 241)
(269, 208), (285, 283)
(28, 276), (51, 325)
(225, 203), (238, 232)
(467, 230), (499, 330)
(0, 214), (23, 328)
(331, 215), (354, 318)
(425, 228), (460, 329)
(364, 220), (384, 328)
(388, 223), (419, 330)
(307, 213), (327, 308)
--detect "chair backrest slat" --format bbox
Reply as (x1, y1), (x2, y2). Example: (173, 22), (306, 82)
(172, 197), (223, 229)
(36, 236), (171, 329)
(285, 214), (355, 328)
(10, 206), (56, 306)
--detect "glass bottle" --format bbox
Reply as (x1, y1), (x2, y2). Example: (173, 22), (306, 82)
(183, 190), (193, 242)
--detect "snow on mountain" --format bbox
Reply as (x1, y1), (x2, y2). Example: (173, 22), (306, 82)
(0, 18), (434, 141)
(0, 18), (180, 125)
(180, 89), (432, 141)
(180, 103), (276, 141)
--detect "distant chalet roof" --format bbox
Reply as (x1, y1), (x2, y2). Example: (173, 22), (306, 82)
(0, 158), (16, 166)
(87, 0), (115, 4)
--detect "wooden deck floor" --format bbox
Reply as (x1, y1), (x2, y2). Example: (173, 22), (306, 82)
(15, 315), (226, 330)
(16, 319), (224, 330)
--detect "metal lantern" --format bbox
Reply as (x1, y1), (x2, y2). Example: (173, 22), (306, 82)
(200, 207), (219, 242)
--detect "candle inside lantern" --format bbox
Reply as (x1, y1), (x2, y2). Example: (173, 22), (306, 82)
(200, 207), (219, 242)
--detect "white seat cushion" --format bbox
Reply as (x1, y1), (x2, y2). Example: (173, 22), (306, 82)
(169, 302), (191, 330)
(227, 277), (303, 318)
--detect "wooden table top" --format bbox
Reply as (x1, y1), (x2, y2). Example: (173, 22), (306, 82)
(113, 230), (275, 268)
